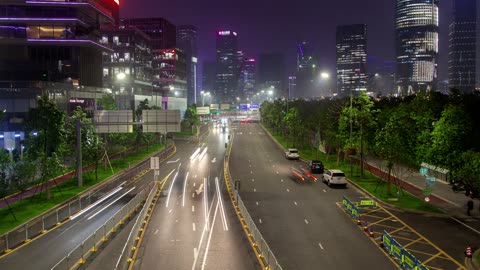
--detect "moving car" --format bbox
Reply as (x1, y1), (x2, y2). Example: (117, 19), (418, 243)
(309, 160), (324, 174)
(300, 168), (318, 182)
(285, 148), (300, 160)
(323, 169), (347, 187)
(290, 167), (306, 182)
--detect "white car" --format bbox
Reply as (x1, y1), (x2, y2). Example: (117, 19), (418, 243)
(323, 169), (347, 187)
(285, 148), (300, 160)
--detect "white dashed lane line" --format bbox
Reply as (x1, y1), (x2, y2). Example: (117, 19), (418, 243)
(192, 205), (195, 212)
(259, 219), (263, 224)
(281, 179), (284, 182)
(193, 223), (196, 231)
(254, 188), (257, 192)
(256, 201), (259, 206)
(252, 179), (255, 182)
(286, 188), (290, 192)
(305, 219), (309, 225)
(294, 201), (298, 206)
(323, 189), (327, 193)
(318, 243), (324, 250)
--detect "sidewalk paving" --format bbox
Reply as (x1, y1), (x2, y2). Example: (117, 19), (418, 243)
(364, 155), (480, 227)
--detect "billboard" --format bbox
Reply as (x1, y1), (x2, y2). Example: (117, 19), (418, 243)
(220, 103), (230, 110)
(142, 110), (181, 133)
(197, 107), (210, 115)
(94, 110), (133, 133)
(210, 104), (219, 110)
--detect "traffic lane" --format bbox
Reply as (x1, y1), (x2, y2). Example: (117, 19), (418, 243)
(0, 187), (137, 270)
(231, 124), (396, 269)
(391, 209), (480, 265)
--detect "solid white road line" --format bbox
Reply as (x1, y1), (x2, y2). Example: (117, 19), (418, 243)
(305, 219), (309, 225)
(71, 185), (123, 220)
(88, 187), (136, 220)
(319, 243), (324, 250)
(193, 223), (196, 231)
(182, 172), (190, 207)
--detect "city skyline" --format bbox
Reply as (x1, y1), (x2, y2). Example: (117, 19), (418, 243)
(120, 0), (453, 83)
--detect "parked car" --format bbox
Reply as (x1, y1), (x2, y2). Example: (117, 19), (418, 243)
(285, 148), (300, 160)
(323, 169), (347, 187)
(309, 160), (324, 174)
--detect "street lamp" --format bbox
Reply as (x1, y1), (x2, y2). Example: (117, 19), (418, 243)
(116, 72), (126, 80)
(201, 91), (211, 106)
(320, 72), (330, 79)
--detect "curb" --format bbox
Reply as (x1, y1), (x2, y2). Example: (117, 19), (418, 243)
(468, 249), (480, 270)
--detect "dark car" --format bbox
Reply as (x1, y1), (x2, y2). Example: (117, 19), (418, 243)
(309, 160), (324, 174)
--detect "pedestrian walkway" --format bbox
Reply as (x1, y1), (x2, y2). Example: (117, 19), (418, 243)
(363, 156), (480, 229)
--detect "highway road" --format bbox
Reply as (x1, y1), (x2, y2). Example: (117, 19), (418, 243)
(133, 125), (259, 270)
(229, 122), (397, 270)
(0, 146), (167, 270)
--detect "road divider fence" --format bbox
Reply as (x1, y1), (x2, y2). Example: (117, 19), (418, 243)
(50, 181), (156, 270)
(223, 134), (283, 270)
(382, 231), (429, 270)
(0, 143), (175, 256)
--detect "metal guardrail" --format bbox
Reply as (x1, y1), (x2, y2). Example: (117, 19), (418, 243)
(0, 144), (175, 255)
(114, 180), (160, 270)
(50, 181), (157, 270)
(224, 135), (283, 270)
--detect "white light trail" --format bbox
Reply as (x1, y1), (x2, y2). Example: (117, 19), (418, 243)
(166, 164), (181, 208)
(182, 172), (190, 207)
(198, 147), (208, 161)
(71, 185), (124, 220)
(190, 147), (202, 160)
(88, 187), (135, 220)
(215, 177), (228, 231)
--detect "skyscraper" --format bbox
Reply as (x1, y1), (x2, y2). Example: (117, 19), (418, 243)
(395, 0), (439, 95)
(177, 25), (198, 105)
(296, 41), (317, 98)
(258, 53), (285, 96)
(121, 17), (176, 50)
(449, 0), (478, 93)
(215, 30), (240, 103)
(336, 24), (368, 95)
(242, 58), (256, 100)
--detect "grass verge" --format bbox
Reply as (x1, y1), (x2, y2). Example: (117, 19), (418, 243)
(0, 143), (165, 235)
(264, 126), (443, 214)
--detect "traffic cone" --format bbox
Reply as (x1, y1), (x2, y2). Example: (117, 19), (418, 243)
(363, 221), (369, 232)
(356, 217), (362, 225)
(369, 227), (374, 237)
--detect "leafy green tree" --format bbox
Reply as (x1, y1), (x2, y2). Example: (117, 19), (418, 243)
(98, 93), (118, 110)
(25, 95), (66, 199)
(427, 104), (471, 169)
(338, 92), (379, 178)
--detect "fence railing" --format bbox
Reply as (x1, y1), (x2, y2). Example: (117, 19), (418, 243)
(224, 136), (283, 270)
(382, 231), (429, 270)
(0, 143), (175, 255)
(50, 181), (157, 270)
(114, 180), (160, 270)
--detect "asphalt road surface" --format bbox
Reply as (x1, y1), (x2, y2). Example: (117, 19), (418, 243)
(0, 147), (165, 270)
(229, 123), (397, 270)
(133, 125), (259, 270)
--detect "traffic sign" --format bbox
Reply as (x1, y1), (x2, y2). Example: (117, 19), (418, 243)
(419, 167), (429, 176)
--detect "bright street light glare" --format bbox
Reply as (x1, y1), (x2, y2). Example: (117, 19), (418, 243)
(320, 72), (330, 79)
(116, 73), (126, 80)
(268, 90), (273, 95)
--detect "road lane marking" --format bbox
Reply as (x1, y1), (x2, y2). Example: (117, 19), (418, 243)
(259, 219), (262, 224)
(192, 205), (195, 212)
(154, 229), (159, 235)
(192, 193), (195, 198)
(319, 243), (324, 250)
(193, 223), (196, 231)
(168, 209), (173, 214)
(305, 219), (309, 225)
(201, 200), (219, 270)
(87, 187), (136, 220)
(193, 182), (196, 187)
(194, 248), (198, 259)
(250, 171), (253, 174)
(256, 201), (259, 206)
(182, 172), (190, 207)
(276, 171), (279, 174)
(294, 201), (298, 206)
(253, 188), (257, 192)
(286, 188), (290, 192)
(166, 164), (182, 208)
(281, 179), (284, 182)
(252, 179), (255, 182)
(215, 177), (229, 231)
(167, 158), (180, 164)
(194, 174), (197, 178)
(323, 189), (326, 193)
(190, 147), (201, 160)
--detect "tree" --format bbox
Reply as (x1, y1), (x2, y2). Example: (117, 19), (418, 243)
(338, 92), (379, 178)
(25, 95), (66, 199)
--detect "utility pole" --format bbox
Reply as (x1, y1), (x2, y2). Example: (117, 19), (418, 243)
(76, 119), (83, 187)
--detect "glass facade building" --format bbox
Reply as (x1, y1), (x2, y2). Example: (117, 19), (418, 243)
(448, 0), (478, 93)
(336, 24), (368, 95)
(121, 17), (176, 50)
(177, 25), (198, 105)
(295, 41), (317, 98)
(215, 30), (240, 103)
(241, 58), (256, 101)
(395, 0), (439, 95)
(0, 0), (118, 87)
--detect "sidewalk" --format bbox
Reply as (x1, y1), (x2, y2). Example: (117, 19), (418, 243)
(363, 155), (480, 222)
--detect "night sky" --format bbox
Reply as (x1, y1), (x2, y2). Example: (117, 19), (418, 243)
(120, 0), (452, 82)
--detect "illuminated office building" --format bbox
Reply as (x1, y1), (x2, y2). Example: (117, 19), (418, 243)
(242, 58), (256, 100)
(295, 41), (317, 98)
(336, 24), (367, 95)
(395, 0), (439, 95)
(215, 30), (240, 103)
(0, 0), (118, 87)
(448, 0), (479, 93)
(177, 25), (198, 104)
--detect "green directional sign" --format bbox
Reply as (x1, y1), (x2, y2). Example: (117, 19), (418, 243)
(419, 167), (428, 176)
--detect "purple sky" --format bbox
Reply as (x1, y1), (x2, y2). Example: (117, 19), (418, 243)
(120, 0), (452, 81)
